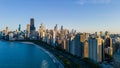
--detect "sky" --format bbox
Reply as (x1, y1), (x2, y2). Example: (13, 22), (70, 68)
(0, 0), (120, 33)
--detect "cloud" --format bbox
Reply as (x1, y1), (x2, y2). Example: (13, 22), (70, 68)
(77, 0), (112, 5)
(78, 0), (85, 5)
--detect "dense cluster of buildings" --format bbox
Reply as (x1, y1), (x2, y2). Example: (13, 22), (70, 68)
(0, 18), (120, 68)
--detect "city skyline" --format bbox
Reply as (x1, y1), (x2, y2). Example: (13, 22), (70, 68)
(0, 0), (120, 33)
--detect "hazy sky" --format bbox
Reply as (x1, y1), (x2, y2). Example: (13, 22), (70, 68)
(0, 0), (120, 33)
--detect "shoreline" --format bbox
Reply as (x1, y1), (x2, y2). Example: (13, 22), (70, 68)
(21, 42), (64, 68)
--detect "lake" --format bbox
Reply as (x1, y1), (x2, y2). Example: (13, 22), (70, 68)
(0, 41), (57, 68)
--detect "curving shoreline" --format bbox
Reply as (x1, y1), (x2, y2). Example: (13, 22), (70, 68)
(21, 42), (64, 68)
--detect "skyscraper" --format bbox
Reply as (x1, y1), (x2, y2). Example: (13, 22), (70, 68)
(52, 24), (58, 46)
(18, 24), (21, 31)
(105, 37), (112, 47)
(26, 24), (30, 38)
(54, 24), (58, 31)
(61, 25), (63, 31)
(84, 40), (88, 58)
(29, 18), (38, 40)
(5, 27), (8, 35)
(30, 18), (35, 32)
(100, 31), (104, 37)
(88, 36), (104, 62)
(39, 23), (45, 38)
(104, 37), (113, 58)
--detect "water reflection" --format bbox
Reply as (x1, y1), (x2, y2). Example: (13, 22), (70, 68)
(41, 60), (49, 68)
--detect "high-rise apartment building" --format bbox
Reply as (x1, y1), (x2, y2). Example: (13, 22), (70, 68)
(84, 40), (88, 58)
(88, 36), (104, 62)
(104, 37), (113, 57)
(74, 33), (81, 57)
(80, 33), (89, 58)
(26, 24), (30, 38)
(39, 23), (45, 38)
(69, 35), (75, 55)
(105, 37), (112, 47)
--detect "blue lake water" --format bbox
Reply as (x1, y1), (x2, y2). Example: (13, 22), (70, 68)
(0, 41), (57, 68)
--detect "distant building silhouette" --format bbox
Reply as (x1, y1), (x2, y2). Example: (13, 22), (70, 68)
(5, 27), (8, 36)
(18, 24), (21, 31)
(30, 18), (35, 32)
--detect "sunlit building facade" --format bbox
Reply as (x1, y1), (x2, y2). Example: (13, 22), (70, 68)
(88, 36), (104, 62)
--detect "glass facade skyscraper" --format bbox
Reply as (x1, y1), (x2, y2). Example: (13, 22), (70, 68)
(30, 18), (35, 32)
